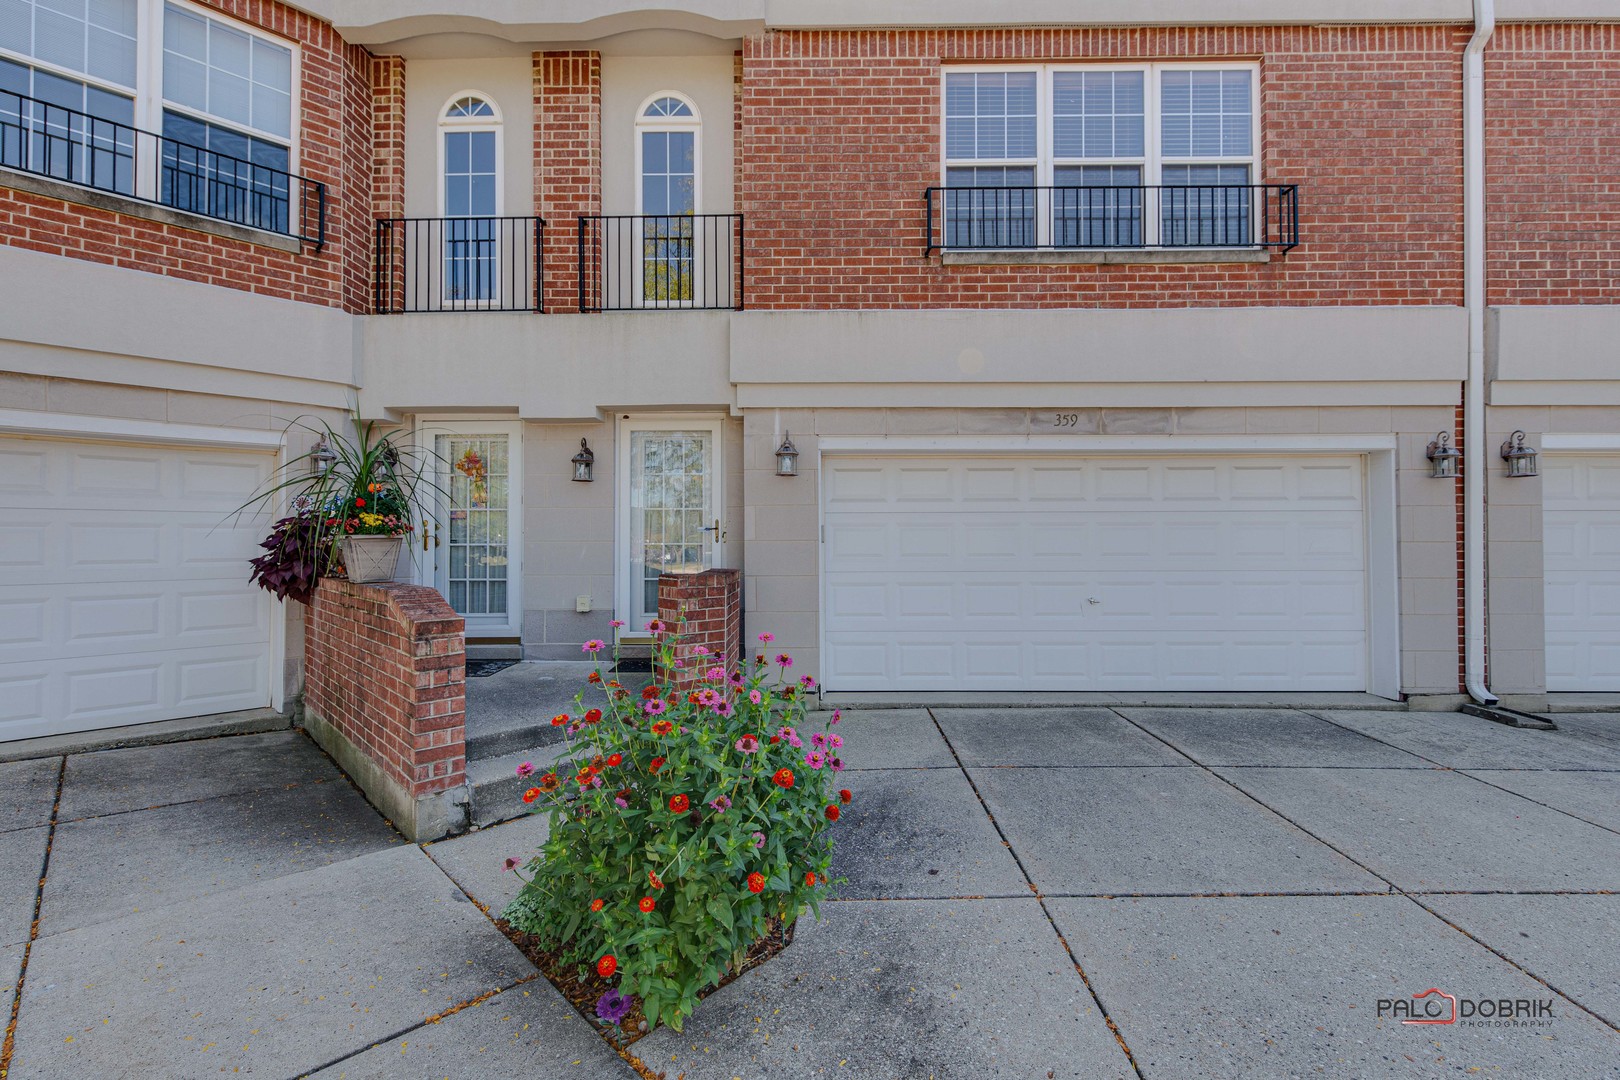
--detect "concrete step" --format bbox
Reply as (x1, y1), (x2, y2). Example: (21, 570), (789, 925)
(465, 717), (561, 761)
(466, 743), (572, 829)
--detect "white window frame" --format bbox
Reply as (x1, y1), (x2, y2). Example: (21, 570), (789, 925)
(0, 0), (300, 202)
(940, 62), (1260, 248)
(614, 414), (726, 642)
(633, 90), (703, 309)
(436, 90), (504, 218)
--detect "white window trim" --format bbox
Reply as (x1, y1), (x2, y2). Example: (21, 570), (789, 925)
(633, 89), (702, 216)
(0, 0), (300, 199)
(435, 90), (504, 218)
(615, 414), (726, 642)
(940, 61), (1261, 248)
(411, 417), (524, 639)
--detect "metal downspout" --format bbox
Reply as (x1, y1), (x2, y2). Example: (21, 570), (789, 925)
(1464, 0), (1499, 705)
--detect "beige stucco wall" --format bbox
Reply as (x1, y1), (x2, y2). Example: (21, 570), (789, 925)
(402, 57), (537, 219)
(1491, 305), (1620, 407)
(601, 54), (735, 216)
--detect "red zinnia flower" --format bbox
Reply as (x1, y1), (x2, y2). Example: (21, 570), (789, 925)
(648, 870), (664, 889)
(805, 871), (817, 887)
(839, 789), (853, 804)
(650, 756), (665, 774)
(825, 804), (841, 822)
(597, 955), (617, 978)
(539, 773), (560, 792)
(639, 896), (655, 913)
(747, 872), (765, 894)
(773, 768), (795, 789)
(769, 735), (781, 745)
(550, 713), (568, 727)
(606, 753), (623, 767)
(642, 685), (659, 700)
(687, 692), (701, 705)
(590, 898), (604, 912)
(652, 720), (673, 736)
(668, 794), (690, 813)
(588, 671), (601, 684)
(522, 787), (540, 803)
(354, 497), (365, 508)
(585, 708), (602, 724)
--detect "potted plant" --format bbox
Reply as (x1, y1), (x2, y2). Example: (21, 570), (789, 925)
(238, 416), (439, 600)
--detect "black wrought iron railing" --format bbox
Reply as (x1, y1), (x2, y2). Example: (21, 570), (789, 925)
(373, 217), (545, 313)
(578, 214), (743, 312)
(924, 185), (1298, 255)
(0, 89), (325, 246)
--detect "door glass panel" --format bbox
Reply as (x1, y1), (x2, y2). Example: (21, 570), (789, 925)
(629, 429), (713, 626)
(436, 434), (509, 619)
(641, 129), (695, 304)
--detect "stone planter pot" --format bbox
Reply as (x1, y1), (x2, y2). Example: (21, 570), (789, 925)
(341, 535), (405, 584)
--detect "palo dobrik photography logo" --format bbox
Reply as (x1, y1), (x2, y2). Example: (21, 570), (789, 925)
(1398, 988), (1457, 1025)
(1377, 988), (1555, 1028)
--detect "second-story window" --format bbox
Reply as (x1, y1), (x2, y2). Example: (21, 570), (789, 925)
(439, 92), (501, 304)
(942, 63), (1258, 249)
(636, 92), (699, 304)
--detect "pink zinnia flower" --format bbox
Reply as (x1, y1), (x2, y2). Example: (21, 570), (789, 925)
(788, 734), (803, 749)
(646, 619), (666, 634)
(811, 732), (827, 749)
(778, 726), (796, 740)
(758, 632), (775, 644)
(828, 733), (843, 749)
(582, 639), (605, 653)
(830, 710), (841, 726)
(829, 756), (845, 773)
(751, 831), (766, 849)
(644, 698), (668, 715)
(713, 700), (735, 718)
(775, 653), (793, 668)
(694, 645), (709, 656)
(504, 857), (520, 871)
(749, 689), (763, 705)
(805, 750), (827, 770)
(706, 666), (727, 681)
(709, 795), (732, 813)
(516, 761), (535, 777)
(735, 734), (760, 754)
(614, 796), (629, 808)
(697, 688), (719, 706)
(610, 619), (625, 628)
(800, 675), (816, 689)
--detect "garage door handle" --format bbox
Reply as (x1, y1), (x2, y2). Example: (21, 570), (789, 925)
(1088, 597), (1101, 605)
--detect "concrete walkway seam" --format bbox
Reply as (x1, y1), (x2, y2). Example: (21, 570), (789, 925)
(0, 756), (65, 1080)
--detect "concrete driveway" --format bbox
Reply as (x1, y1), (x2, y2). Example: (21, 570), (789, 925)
(2, 708), (1617, 1078)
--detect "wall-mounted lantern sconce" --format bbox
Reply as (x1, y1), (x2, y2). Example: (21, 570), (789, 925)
(309, 437), (337, 476)
(1425, 431), (1461, 479)
(1500, 430), (1538, 478)
(775, 433), (799, 477)
(571, 438), (595, 482)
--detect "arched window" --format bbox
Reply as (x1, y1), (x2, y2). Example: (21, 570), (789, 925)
(635, 92), (700, 305)
(438, 92), (502, 303)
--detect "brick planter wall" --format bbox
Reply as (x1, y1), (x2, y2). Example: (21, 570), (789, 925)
(303, 578), (467, 840)
(656, 569), (742, 692)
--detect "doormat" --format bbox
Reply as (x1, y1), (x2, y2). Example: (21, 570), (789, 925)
(612, 657), (654, 673)
(466, 659), (519, 679)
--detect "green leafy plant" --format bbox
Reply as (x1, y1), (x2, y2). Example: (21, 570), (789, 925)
(236, 415), (440, 599)
(501, 619), (850, 1034)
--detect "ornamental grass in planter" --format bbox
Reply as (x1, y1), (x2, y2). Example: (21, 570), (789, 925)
(501, 621), (851, 1036)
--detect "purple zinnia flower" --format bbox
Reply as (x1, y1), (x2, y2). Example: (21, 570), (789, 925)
(810, 732), (827, 749)
(829, 756), (845, 773)
(710, 795), (732, 813)
(805, 749), (827, 770)
(751, 831), (766, 849)
(800, 675), (816, 689)
(644, 698), (668, 715)
(595, 990), (633, 1024)
(516, 761), (535, 778)
(714, 699), (735, 718)
(775, 653), (793, 668)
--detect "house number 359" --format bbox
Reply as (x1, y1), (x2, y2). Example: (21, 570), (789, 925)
(1052, 413), (1082, 427)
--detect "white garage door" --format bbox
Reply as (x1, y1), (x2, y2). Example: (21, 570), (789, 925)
(0, 436), (275, 741)
(822, 454), (1368, 692)
(1544, 455), (1620, 692)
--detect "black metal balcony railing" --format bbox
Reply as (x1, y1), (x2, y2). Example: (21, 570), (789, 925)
(0, 89), (325, 246)
(578, 214), (744, 312)
(372, 217), (545, 313)
(924, 184), (1299, 255)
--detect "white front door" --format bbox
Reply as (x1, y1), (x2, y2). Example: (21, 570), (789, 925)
(427, 423), (522, 637)
(1544, 454), (1620, 691)
(0, 436), (274, 740)
(617, 420), (723, 634)
(821, 453), (1369, 692)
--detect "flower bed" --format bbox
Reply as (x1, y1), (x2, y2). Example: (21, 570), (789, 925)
(501, 620), (850, 1037)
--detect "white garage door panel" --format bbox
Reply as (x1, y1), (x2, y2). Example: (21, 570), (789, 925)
(1544, 455), (1620, 692)
(0, 437), (275, 741)
(823, 455), (1369, 693)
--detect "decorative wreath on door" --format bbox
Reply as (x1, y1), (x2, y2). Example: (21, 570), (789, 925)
(455, 447), (489, 507)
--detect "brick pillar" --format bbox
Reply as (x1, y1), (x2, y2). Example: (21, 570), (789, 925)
(534, 50), (601, 313)
(370, 54), (406, 313)
(303, 580), (467, 840)
(656, 569), (742, 692)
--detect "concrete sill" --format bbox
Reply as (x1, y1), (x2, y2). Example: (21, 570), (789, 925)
(0, 165), (306, 253)
(940, 247), (1272, 266)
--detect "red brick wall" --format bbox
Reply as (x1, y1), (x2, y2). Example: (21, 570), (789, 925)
(739, 26), (1467, 309)
(304, 579), (466, 798)
(0, 0), (374, 311)
(1486, 23), (1620, 305)
(657, 569), (742, 692)
(535, 51), (602, 312)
